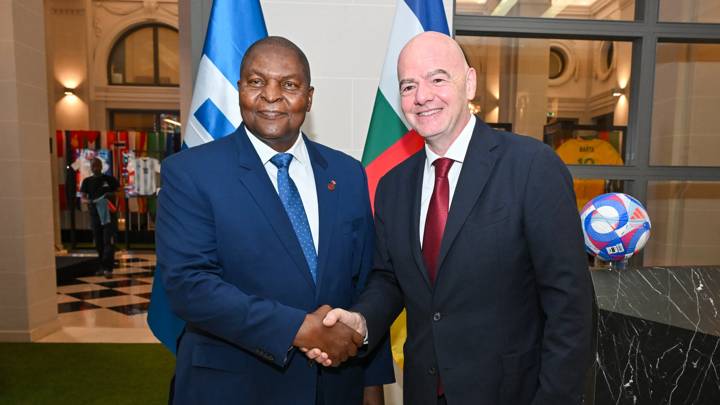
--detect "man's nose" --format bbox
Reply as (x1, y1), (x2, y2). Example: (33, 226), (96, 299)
(261, 82), (282, 102)
(414, 81), (433, 104)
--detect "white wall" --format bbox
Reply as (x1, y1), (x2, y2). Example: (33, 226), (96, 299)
(256, 0), (453, 160)
(46, 1), (90, 130)
(262, 0), (396, 159)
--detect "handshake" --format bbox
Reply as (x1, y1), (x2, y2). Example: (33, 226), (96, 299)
(292, 305), (368, 367)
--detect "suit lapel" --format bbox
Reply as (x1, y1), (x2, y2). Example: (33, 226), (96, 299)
(436, 122), (500, 278)
(304, 136), (338, 299)
(407, 152), (432, 290)
(232, 125), (316, 291)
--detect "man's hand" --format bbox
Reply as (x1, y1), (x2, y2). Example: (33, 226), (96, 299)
(324, 308), (367, 336)
(293, 305), (363, 366)
(305, 308), (368, 366)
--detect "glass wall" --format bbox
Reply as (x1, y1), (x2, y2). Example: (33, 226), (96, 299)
(457, 37), (631, 154)
(659, 0), (720, 23)
(651, 43), (720, 167)
(456, 0), (635, 21)
(644, 181), (720, 266)
(455, 0), (720, 266)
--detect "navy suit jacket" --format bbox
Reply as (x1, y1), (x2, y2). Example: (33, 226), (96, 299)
(156, 125), (393, 405)
(353, 120), (593, 405)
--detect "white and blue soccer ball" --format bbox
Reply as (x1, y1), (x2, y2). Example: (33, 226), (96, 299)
(580, 193), (651, 262)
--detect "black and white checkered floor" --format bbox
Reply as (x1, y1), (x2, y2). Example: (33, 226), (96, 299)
(41, 253), (159, 343)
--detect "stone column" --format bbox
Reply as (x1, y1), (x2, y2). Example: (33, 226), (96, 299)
(0, 0), (60, 341)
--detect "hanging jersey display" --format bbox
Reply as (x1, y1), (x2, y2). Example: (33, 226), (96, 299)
(134, 157), (161, 196)
(125, 154), (161, 196)
(70, 149), (112, 197)
(555, 138), (623, 211)
(122, 151), (135, 197)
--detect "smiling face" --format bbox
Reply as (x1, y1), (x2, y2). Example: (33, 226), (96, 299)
(397, 32), (476, 150)
(238, 42), (314, 152)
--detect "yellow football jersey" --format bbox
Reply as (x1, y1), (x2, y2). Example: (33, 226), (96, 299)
(555, 138), (623, 211)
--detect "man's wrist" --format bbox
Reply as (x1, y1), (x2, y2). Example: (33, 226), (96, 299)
(359, 313), (369, 345)
(292, 314), (312, 348)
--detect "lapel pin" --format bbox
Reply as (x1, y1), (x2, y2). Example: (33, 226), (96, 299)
(328, 180), (336, 191)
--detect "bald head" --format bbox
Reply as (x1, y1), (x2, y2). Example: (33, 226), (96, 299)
(397, 32), (476, 154)
(398, 32), (469, 74)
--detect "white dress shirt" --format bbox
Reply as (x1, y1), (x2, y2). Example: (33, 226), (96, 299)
(246, 130), (319, 252)
(419, 115), (476, 246)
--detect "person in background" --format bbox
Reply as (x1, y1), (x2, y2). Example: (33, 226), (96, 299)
(80, 157), (119, 277)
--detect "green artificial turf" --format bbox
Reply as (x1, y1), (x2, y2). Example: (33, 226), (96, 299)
(0, 343), (175, 404)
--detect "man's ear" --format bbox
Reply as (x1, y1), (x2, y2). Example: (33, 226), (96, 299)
(306, 86), (315, 112)
(465, 67), (477, 100)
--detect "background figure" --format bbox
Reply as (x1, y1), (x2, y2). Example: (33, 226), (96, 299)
(80, 157), (119, 277)
(156, 37), (393, 405)
(314, 32), (593, 405)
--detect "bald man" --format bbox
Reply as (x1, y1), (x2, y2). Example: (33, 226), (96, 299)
(314, 32), (593, 405)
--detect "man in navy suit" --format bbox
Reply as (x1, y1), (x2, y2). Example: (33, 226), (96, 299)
(313, 32), (593, 405)
(156, 36), (393, 405)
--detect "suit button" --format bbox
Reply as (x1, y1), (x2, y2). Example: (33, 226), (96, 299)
(433, 312), (441, 321)
(308, 360), (315, 368)
(428, 367), (436, 375)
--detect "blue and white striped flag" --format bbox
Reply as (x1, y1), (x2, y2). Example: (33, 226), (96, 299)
(184, 0), (268, 147)
(148, 0), (267, 354)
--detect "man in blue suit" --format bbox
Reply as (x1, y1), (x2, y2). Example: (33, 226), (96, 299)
(156, 36), (393, 405)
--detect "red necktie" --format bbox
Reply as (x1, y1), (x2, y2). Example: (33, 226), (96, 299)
(422, 157), (454, 397)
(422, 157), (454, 284)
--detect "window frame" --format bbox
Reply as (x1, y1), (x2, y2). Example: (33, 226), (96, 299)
(108, 109), (181, 132)
(107, 23), (179, 87)
(454, 0), (720, 264)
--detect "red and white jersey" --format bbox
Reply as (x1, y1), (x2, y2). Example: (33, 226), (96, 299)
(71, 149), (110, 196)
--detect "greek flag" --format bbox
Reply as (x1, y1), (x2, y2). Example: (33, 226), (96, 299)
(184, 0), (268, 147)
(148, 0), (267, 353)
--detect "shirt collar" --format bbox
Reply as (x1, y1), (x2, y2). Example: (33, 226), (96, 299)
(424, 115), (476, 167)
(245, 128), (308, 167)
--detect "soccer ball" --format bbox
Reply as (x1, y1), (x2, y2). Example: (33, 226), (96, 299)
(580, 193), (651, 262)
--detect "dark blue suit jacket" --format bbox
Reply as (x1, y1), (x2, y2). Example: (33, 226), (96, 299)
(156, 125), (394, 405)
(354, 120), (593, 405)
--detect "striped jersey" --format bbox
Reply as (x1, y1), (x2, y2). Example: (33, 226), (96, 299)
(129, 157), (161, 196)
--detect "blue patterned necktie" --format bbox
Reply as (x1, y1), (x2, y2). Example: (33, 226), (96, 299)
(270, 153), (317, 283)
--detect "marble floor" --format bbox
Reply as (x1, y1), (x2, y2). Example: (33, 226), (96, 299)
(39, 252), (160, 344)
